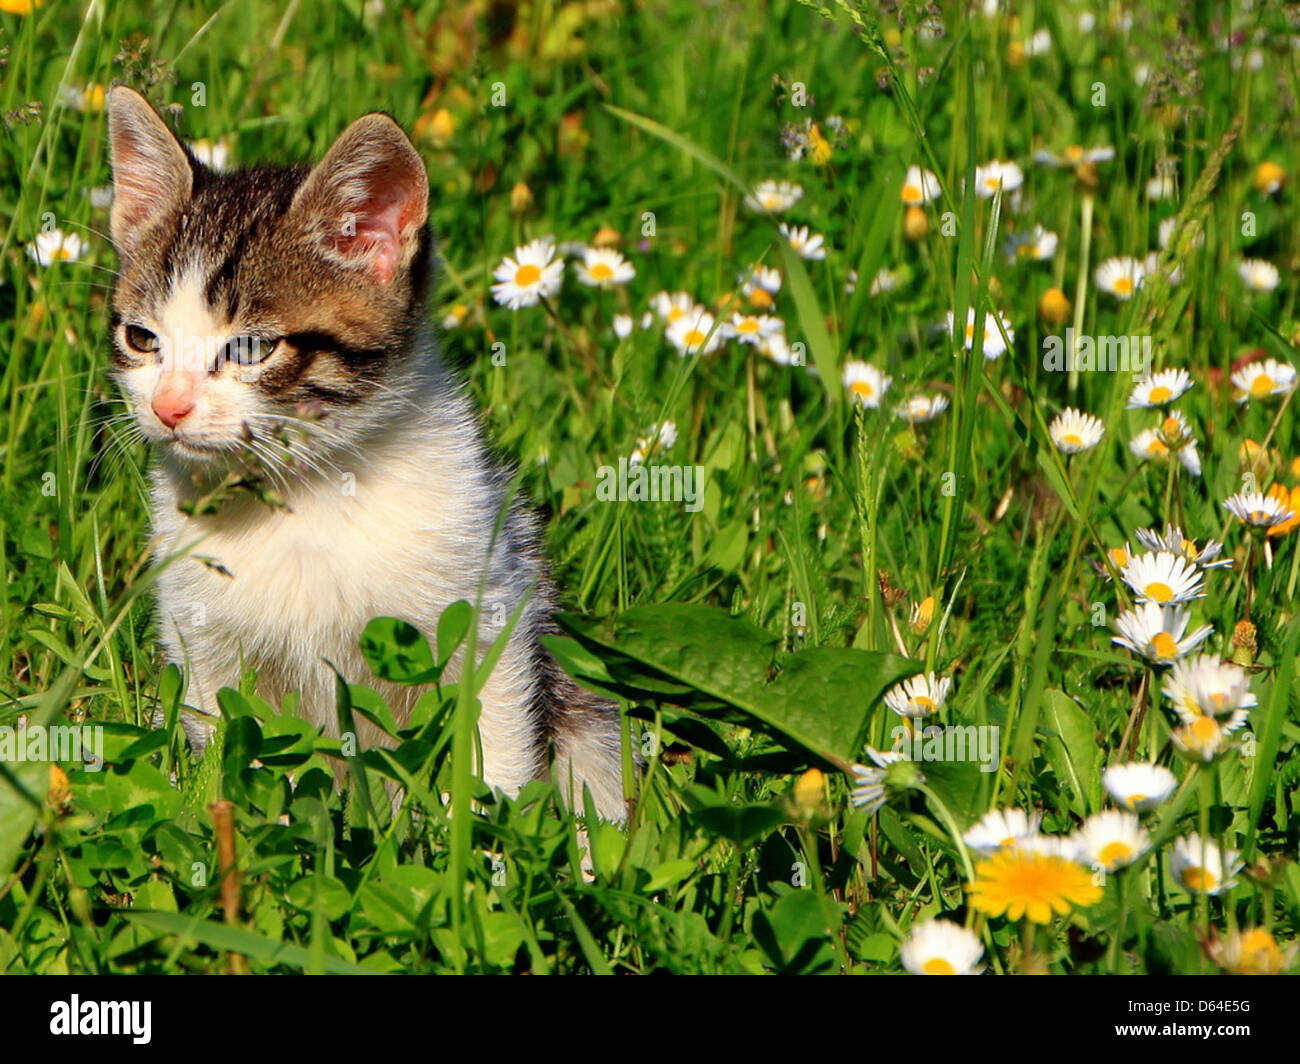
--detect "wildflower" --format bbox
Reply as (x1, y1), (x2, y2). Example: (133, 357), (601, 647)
(509, 181), (533, 213)
(651, 290), (699, 325)
(1102, 763), (1178, 811)
(630, 421), (678, 465)
(1266, 483), (1300, 537)
(778, 223), (827, 261)
(973, 159), (1024, 198)
(666, 308), (723, 356)
(740, 265), (781, 308)
(947, 307), (1013, 359)
(1112, 601), (1213, 664)
(1095, 256), (1145, 300)
(963, 808), (1041, 856)
(1231, 358), (1297, 403)
(869, 267), (900, 295)
(883, 671), (951, 719)
(1172, 714), (1247, 762)
(842, 360), (892, 408)
(1238, 258), (1280, 293)
(575, 247), (635, 288)
(1128, 368), (1192, 408)
(27, 229), (85, 266)
(1252, 161), (1286, 195)
(490, 238), (564, 309)
(1120, 551), (1205, 605)
(612, 313), (634, 339)
(1162, 654), (1256, 722)
(744, 179), (803, 214)
(849, 747), (917, 815)
(440, 303), (469, 330)
(1049, 407), (1105, 454)
(896, 394), (949, 424)
(1223, 490), (1295, 529)
(1157, 217), (1205, 253)
(1033, 144), (1115, 169)
(1134, 524), (1232, 570)
(1209, 928), (1297, 975)
(901, 165), (941, 206)
(720, 311), (781, 345)
(188, 137), (231, 171)
(1006, 224), (1058, 262)
(1073, 810), (1150, 871)
(908, 595), (936, 635)
(968, 849), (1103, 923)
(1038, 287), (1071, 324)
(904, 205), (929, 240)
(57, 82), (106, 112)
(1170, 834), (1241, 895)
(900, 920), (983, 976)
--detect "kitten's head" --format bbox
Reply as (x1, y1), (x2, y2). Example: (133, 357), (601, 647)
(106, 87), (431, 472)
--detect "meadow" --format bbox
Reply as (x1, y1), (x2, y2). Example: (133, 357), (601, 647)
(1, 0), (1298, 976)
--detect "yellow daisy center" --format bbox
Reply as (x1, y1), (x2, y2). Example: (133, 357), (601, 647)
(1183, 866), (1217, 892)
(1099, 841), (1133, 867)
(984, 176), (1001, 190)
(1062, 432), (1084, 449)
(1191, 716), (1220, 743)
(1150, 631), (1179, 659)
(1113, 276), (1134, 295)
(902, 183), (922, 204)
(921, 957), (956, 975)
(1161, 416), (1181, 439)
(1065, 145), (1084, 162)
(682, 329), (707, 347)
(1145, 581), (1175, 603)
(1250, 374), (1275, 398)
(851, 381), (875, 399)
(1147, 439), (1170, 457)
(514, 264), (542, 286)
(666, 306), (686, 323)
(761, 194), (781, 209)
(1148, 385), (1172, 403)
(1109, 548), (1129, 567)
(912, 694), (935, 712)
(1124, 793), (1147, 808)
(589, 262), (614, 281)
(750, 289), (773, 309)
(736, 318), (760, 333)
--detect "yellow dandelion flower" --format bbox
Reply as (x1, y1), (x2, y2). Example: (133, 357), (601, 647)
(968, 849), (1103, 924)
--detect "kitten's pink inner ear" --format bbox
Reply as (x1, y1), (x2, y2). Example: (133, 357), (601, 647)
(340, 179), (421, 284)
(106, 88), (192, 252)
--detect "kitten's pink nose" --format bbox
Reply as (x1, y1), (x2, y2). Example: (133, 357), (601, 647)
(152, 377), (195, 429)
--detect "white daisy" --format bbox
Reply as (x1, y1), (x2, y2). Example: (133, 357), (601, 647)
(1112, 601), (1214, 664)
(899, 920), (983, 976)
(850, 747), (907, 814)
(1074, 810), (1150, 871)
(1095, 256), (1146, 300)
(1223, 490), (1295, 529)
(901, 165), (942, 206)
(1134, 524), (1232, 570)
(1238, 258), (1280, 293)
(946, 307), (1013, 359)
(842, 360), (893, 408)
(1157, 216), (1205, 253)
(740, 265), (781, 308)
(1119, 551), (1206, 605)
(720, 312), (781, 345)
(1049, 407), (1105, 454)
(1103, 762), (1178, 812)
(744, 179), (803, 214)
(188, 137), (231, 171)
(1162, 654), (1257, 722)
(665, 308), (723, 356)
(629, 420), (678, 465)
(779, 223), (827, 261)
(612, 313), (634, 339)
(27, 229), (86, 266)
(963, 808), (1041, 855)
(651, 290), (700, 325)
(575, 246), (635, 287)
(1172, 714), (1248, 763)
(1127, 369), (1193, 408)
(1005, 224), (1058, 262)
(1231, 358), (1297, 403)
(895, 394), (950, 423)
(1032, 144), (1115, 168)
(883, 671), (951, 719)
(869, 267), (900, 296)
(973, 159), (1024, 198)
(1171, 834), (1241, 895)
(490, 238), (564, 309)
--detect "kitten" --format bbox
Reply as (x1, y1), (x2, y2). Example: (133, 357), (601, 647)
(104, 86), (627, 822)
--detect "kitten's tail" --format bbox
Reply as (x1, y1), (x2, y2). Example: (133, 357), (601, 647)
(546, 670), (633, 824)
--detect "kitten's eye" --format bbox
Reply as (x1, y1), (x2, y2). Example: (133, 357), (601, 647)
(222, 335), (280, 366)
(124, 324), (160, 353)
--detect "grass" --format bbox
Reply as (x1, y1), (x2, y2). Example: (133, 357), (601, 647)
(1, 0), (1299, 975)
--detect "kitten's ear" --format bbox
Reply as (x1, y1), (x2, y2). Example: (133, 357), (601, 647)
(291, 114), (429, 285)
(106, 86), (193, 255)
